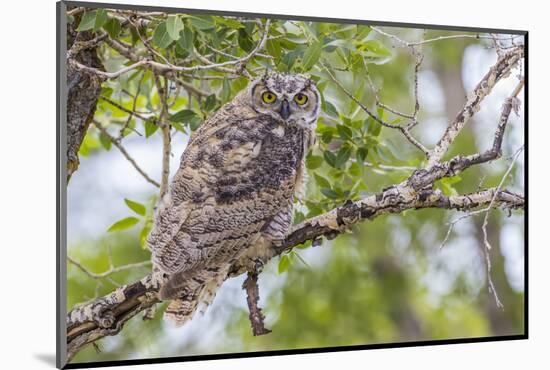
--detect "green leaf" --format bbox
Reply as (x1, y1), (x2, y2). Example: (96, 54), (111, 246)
(77, 11), (96, 31)
(238, 29), (254, 52)
(365, 117), (382, 137)
(320, 130), (333, 144)
(314, 173), (331, 188)
(356, 147), (368, 164)
(361, 39), (392, 56)
(293, 210), (306, 224)
(169, 109), (196, 123)
(213, 16), (243, 29)
(323, 100), (339, 118)
(130, 27), (140, 45)
(124, 198), (146, 216)
(302, 41), (322, 70)
(321, 188), (339, 199)
(140, 222), (152, 249)
(324, 150), (339, 168)
(279, 46), (305, 72)
(93, 9), (108, 32)
(177, 26), (195, 53)
(220, 77), (231, 103)
(356, 25), (372, 39)
(144, 121), (159, 138)
(98, 132), (112, 151)
(278, 254), (291, 273)
(359, 39), (393, 64)
(323, 39), (356, 53)
(203, 94), (218, 111)
(189, 15), (215, 30)
(336, 124), (353, 140)
(295, 240), (312, 250)
(103, 17), (121, 39)
(335, 144), (352, 168)
(166, 15), (184, 40)
(266, 39), (282, 59)
(107, 216), (140, 232)
(152, 21), (174, 49)
(171, 122), (187, 134)
(100, 86), (113, 97)
(306, 155), (324, 170)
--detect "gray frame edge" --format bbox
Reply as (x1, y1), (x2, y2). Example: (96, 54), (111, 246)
(57, 1), (68, 368)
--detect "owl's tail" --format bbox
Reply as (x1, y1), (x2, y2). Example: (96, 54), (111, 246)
(162, 270), (227, 327)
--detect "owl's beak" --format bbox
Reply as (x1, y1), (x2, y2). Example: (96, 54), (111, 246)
(279, 100), (291, 120)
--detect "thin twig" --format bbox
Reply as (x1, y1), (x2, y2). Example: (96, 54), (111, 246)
(118, 72), (146, 139)
(68, 255), (151, 280)
(371, 27), (523, 47)
(153, 74), (172, 199)
(323, 64), (429, 154)
(69, 19), (272, 80)
(99, 96), (166, 128)
(480, 145), (524, 308)
(426, 46), (524, 167)
(92, 120), (161, 188)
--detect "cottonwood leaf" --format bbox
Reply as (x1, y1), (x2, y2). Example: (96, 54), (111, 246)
(152, 21), (174, 49)
(278, 254), (291, 273)
(169, 109), (196, 123)
(189, 15), (215, 30)
(124, 198), (146, 216)
(302, 41), (322, 70)
(166, 15), (184, 40)
(93, 9), (108, 32)
(103, 17), (121, 39)
(144, 121), (159, 138)
(77, 11), (96, 31)
(306, 155), (324, 170)
(108, 217), (140, 232)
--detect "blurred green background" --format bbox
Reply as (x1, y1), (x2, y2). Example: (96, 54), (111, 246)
(66, 8), (525, 363)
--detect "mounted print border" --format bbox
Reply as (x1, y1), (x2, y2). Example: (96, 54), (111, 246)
(57, 1), (528, 368)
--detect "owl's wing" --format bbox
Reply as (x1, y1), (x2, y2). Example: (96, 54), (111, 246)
(148, 103), (301, 275)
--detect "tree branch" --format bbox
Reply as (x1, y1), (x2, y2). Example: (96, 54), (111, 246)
(92, 120), (161, 188)
(66, 184), (523, 360)
(370, 27), (524, 47)
(427, 46), (524, 166)
(243, 271), (272, 336)
(323, 63), (429, 155)
(68, 19), (271, 81)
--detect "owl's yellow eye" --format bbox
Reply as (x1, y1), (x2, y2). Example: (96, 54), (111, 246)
(262, 91), (277, 104)
(294, 93), (308, 105)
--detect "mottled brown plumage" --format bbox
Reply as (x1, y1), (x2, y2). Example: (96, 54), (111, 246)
(147, 72), (320, 326)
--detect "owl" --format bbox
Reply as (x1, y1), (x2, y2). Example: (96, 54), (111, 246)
(147, 72), (321, 326)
